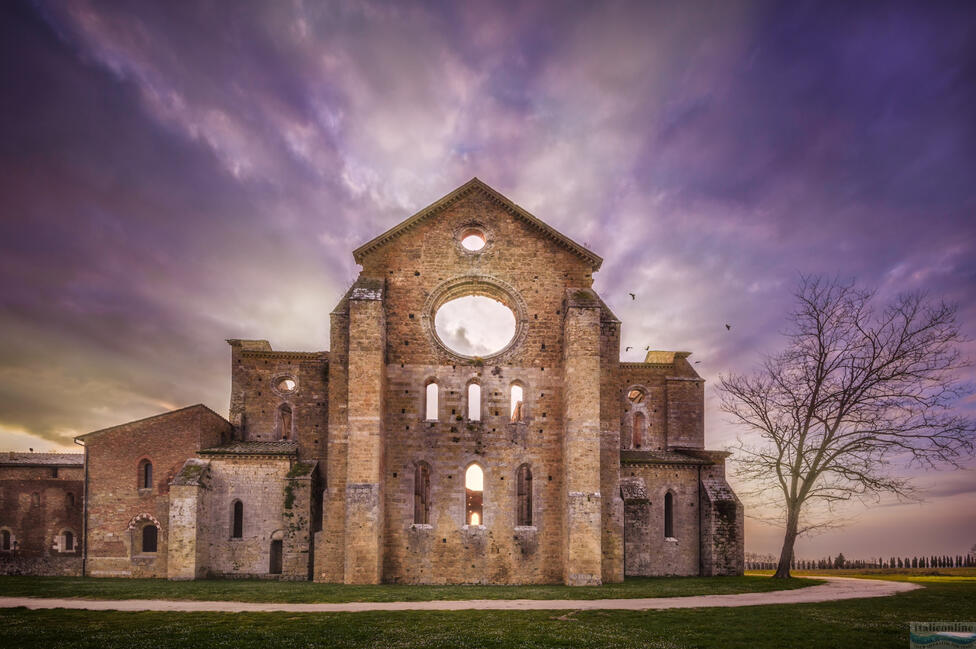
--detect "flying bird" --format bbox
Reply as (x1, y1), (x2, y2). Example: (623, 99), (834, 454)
(725, 323), (731, 330)
(694, 361), (702, 364)
(629, 293), (636, 300)
(29, 448), (33, 453)
(644, 346), (650, 351)
(625, 346), (632, 351)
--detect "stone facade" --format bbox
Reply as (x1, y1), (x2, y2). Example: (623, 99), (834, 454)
(5, 178), (743, 582)
(0, 453), (83, 576)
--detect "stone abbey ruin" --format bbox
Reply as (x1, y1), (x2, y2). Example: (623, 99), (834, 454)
(1, 178), (743, 583)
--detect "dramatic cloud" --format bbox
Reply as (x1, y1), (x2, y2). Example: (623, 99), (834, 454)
(1, 0), (974, 556)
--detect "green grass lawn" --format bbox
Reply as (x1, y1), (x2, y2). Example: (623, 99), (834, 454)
(0, 574), (816, 602)
(0, 572), (974, 649)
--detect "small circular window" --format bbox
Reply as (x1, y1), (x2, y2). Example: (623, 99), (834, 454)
(460, 228), (486, 251)
(275, 377), (297, 393)
(434, 295), (516, 357)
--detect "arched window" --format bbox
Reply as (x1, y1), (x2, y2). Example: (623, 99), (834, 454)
(66, 492), (75, 508)
(467, 383), (481, 421)
(142, 524), (158, 553)
(62, 530), (74, 552)
(633, 412), (646, 449)
(510, 383), (524, 422)
(231, 500), (244, 538)
(516, 464), (533, 526)
(278, 404), (293, 440)
(664, 492), (674, 538)
(1, 529), (10, 551)
(425, 381), (439, 421)
(414, 463), (431, 524)
(138, 460), (153, 490)
(465, 464), (484, 526)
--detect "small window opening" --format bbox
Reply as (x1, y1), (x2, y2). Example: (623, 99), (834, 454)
(63, 531), (74, 551)
(232, 500), (244, 539)
(66, 492), (75, 508)
(278, 404), (292, 440)
(139, 460), (153, 490)
(633, 412), (646, 449)
(426, 382), (439, 421)
(664, 492), (674, 538)
(1, 530), (10, 551)
(460, 228), (486, 251)
(414, 463), (431, 524)
(142, 524), (158, 553)
(31, 492), (40, 506)
(517, 464), (533, 526)
(468, 383), (481, 421)
(465, 464), (484, 526)
(510, 384), (524, 422)
(628, 388), (646, 404)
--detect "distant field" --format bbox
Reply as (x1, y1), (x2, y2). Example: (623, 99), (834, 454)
(748, 567), (976, 581)
(0, 574), (816, 603)
(1, 571), (974, 649)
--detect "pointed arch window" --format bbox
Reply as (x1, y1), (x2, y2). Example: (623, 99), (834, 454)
(510, 383), (524, 422)
(664, 492), (675, 538)
(465, 464), (484, 526)
(232, 500), (244, 539)
(467, 383), (481, 421)
(425, 381), (439, 421)
(516, 464), (533, 526)
(633, 412), (646, 449)
(278, 404), (293, 440)
(414, 463), (431, 524)
(1, 529), (10, 551)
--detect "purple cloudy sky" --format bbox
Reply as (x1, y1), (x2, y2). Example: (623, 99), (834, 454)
(2, 1), (974, 558)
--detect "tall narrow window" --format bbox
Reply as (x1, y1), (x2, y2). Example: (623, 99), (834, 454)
(664, 492), (674, 538)
(1, 530), (10, 551)
(633, 412), (646, 449)
(278, 404), (292, 440)
(142, 525), (158, 553)
(414, 463), (431, 524)
(66, 492), (75, 508)
(516, 464), (533, 526)
(467, 383), (481, 421)
(232, 500), (244, 538)
(31, 492), (39, 506)
(63, 531), (74, 551)
(510, 384), (524, 422)
(139, 460), (153, 490)
(269, 539), (283, 574)
(426, 382), (439, 421)
(465, 464), (484, 526)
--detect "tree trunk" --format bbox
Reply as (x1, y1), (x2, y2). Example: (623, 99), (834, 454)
(773, 508), (799, 579)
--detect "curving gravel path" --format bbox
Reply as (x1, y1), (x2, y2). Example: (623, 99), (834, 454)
(0, 577), (920, 613)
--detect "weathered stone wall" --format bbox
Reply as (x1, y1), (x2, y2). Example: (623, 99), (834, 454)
(619, 464), (701, 576)
(227, 341), (328, 461)
(198, 455), (311, 579)
(599, 311), (624, 583)
(700, 460), (745, 576)
(82, 405), (229, 578)
(382, 363), (563, 584)
(0, 466), (83, 572)
(618, 361), (704, 451)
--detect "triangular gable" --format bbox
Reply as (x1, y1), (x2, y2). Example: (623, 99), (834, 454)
(352, 178), (603, 270)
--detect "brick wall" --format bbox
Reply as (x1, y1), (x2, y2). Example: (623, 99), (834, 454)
(81, 405), (230, 577)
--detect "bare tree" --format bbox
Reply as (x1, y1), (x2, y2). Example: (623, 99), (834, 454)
(721, 276), (974, 578)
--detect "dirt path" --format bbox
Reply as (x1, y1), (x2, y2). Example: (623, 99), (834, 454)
(0, 577), (920, 613)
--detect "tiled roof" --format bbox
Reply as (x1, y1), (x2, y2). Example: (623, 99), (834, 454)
(198, 440), (298, 456)
(620, 449), (714, 465)
(1, 452), (84, 466)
